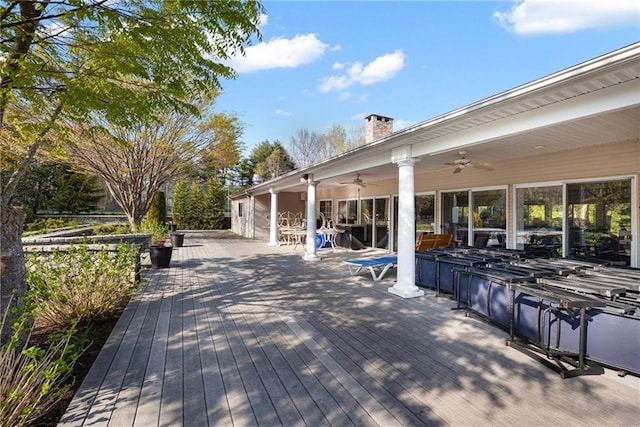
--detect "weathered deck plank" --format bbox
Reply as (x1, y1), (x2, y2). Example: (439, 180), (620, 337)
(59, 231), (640, 427)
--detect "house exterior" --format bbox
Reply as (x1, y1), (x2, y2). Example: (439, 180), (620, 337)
(231, 42), (640, 298)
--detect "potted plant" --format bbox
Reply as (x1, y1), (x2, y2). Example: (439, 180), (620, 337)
(170, 231), (185, 247)
(140, 219), (172, 268)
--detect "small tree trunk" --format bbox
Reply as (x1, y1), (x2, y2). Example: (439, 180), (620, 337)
(0, 205), (27, 345)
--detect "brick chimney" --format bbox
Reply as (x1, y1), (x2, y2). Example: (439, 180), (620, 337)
(365, 114), (393, 143)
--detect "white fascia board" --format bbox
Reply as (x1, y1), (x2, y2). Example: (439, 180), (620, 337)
(413, 78), (640, 157)
(314, 152), (392, 182)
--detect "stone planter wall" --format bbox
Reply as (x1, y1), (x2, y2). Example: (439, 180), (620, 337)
(22, 234), (153, 280)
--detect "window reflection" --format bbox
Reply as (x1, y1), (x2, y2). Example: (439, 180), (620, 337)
(567, 180), (631, 265)
(416, 194), (435, 237)
(516, 186), (563, 256)
(472, 189), (506, 248)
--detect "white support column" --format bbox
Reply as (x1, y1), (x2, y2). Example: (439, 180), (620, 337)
(389, 146), (424, 299)
(303, 176), (321, 261)
(268, 186), (279, 246)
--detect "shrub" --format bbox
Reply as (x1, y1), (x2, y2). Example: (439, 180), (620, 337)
(203, 178), (225, 229)
(24, 218), (79, 233)
(146, 191), (167, 226)
(0, 299), (83, 426)
(92, 223), (131, 235)
(25, 242), (140, 327)
(172, 180), (226, 229)
(137, 218), (168, 246)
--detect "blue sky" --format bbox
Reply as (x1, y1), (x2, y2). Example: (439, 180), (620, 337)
(218, 0), (639, 155)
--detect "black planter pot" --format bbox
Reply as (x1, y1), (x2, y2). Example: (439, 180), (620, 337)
(150, 245), (173, 268)
(171, 232), (185, 247)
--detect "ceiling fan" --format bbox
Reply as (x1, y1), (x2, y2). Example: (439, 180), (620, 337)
(340, 174), (368, 187)
(445, 150), (494, 174)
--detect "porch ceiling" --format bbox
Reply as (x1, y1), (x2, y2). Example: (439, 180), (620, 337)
(301, 104), (640, 191)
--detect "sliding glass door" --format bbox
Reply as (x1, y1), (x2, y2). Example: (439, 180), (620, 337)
(566, 179), (631, 264)
(441, 189), (506, 247)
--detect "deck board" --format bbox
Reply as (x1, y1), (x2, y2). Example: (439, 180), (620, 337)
(60, 231), (640, 426)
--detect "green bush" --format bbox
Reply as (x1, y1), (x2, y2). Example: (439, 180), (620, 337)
(146, 191), (167, 226)
(25, 242), (140, 327)
(92, 223), (131, 235)
(0, 298), (82, 426)
(203, 178), (225, 229)
(24, 218), (79, 233)
(1, 241), (140, 424)
(172, 180), (226, 230)
(137, 218), (168, 245)
(171, 181), (190, 230)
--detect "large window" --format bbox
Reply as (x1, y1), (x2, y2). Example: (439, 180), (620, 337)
(393, 194), (434, 251)
(472, 189), (506, 247)
(567, 179), (631, 264)
(441, 189), (506, 247)
(337, 199), (358, 224)
(359, 197), (389, 248)
(319, 200), (332, 224)
(416, 194), (435, 235)
(515, 185), (563, 255)
(441, 191), (469, 244)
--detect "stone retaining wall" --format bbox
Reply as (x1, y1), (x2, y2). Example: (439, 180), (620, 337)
(22, 233), (152, 252)
(22, 234), (152, 281)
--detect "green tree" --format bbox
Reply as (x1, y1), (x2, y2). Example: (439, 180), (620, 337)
(232, 158), (256, 189)
(146, 191), (167, 227)
(49, 165), (103, 214)
(3, 161), (103, 215)
(1, 161), (56, 215)
(250, 140), (296, 181)
(203, 179), (226, 229)
(189, 183), (205, 229)
(0, 0), (264, 344)
(326, 124), (349, 154)
(172, 182), (191, 230)
(197, 112), (245, 182)
(64, 110), (200, 228)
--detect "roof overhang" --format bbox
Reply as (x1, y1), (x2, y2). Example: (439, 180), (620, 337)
(236, 42), (640, 198)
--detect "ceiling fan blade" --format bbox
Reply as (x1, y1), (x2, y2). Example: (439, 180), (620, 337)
(453, 166), (462, 174)
(473, 162), (495, 171)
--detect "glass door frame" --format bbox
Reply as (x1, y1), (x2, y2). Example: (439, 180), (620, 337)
(440, 185), (508, 247)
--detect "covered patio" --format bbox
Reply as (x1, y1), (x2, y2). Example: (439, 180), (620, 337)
(59, 231), (640, 426)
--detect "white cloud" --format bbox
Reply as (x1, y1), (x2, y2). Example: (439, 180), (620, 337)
(275, 109), (292, 116)
(318, 50), (406, 93)
(258, 13), (268, 28)
(393, 119), (416, 130)
(226, 33), (328, 73)
(494, 0), (639, 35)
(338, 92), (351, 101)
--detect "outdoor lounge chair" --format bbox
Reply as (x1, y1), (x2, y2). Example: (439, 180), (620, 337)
(344, 255), (398, 282)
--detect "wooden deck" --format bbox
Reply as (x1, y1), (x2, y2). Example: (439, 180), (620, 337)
(60, 231), (640, 426)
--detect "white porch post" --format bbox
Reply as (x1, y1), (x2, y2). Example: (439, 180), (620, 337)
(303, 175), (321, 261)
(389, 146), (424, 298)
(268, 186), (279, 246)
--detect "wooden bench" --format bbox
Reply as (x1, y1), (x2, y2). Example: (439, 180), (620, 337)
(415, 233), (453, 251)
